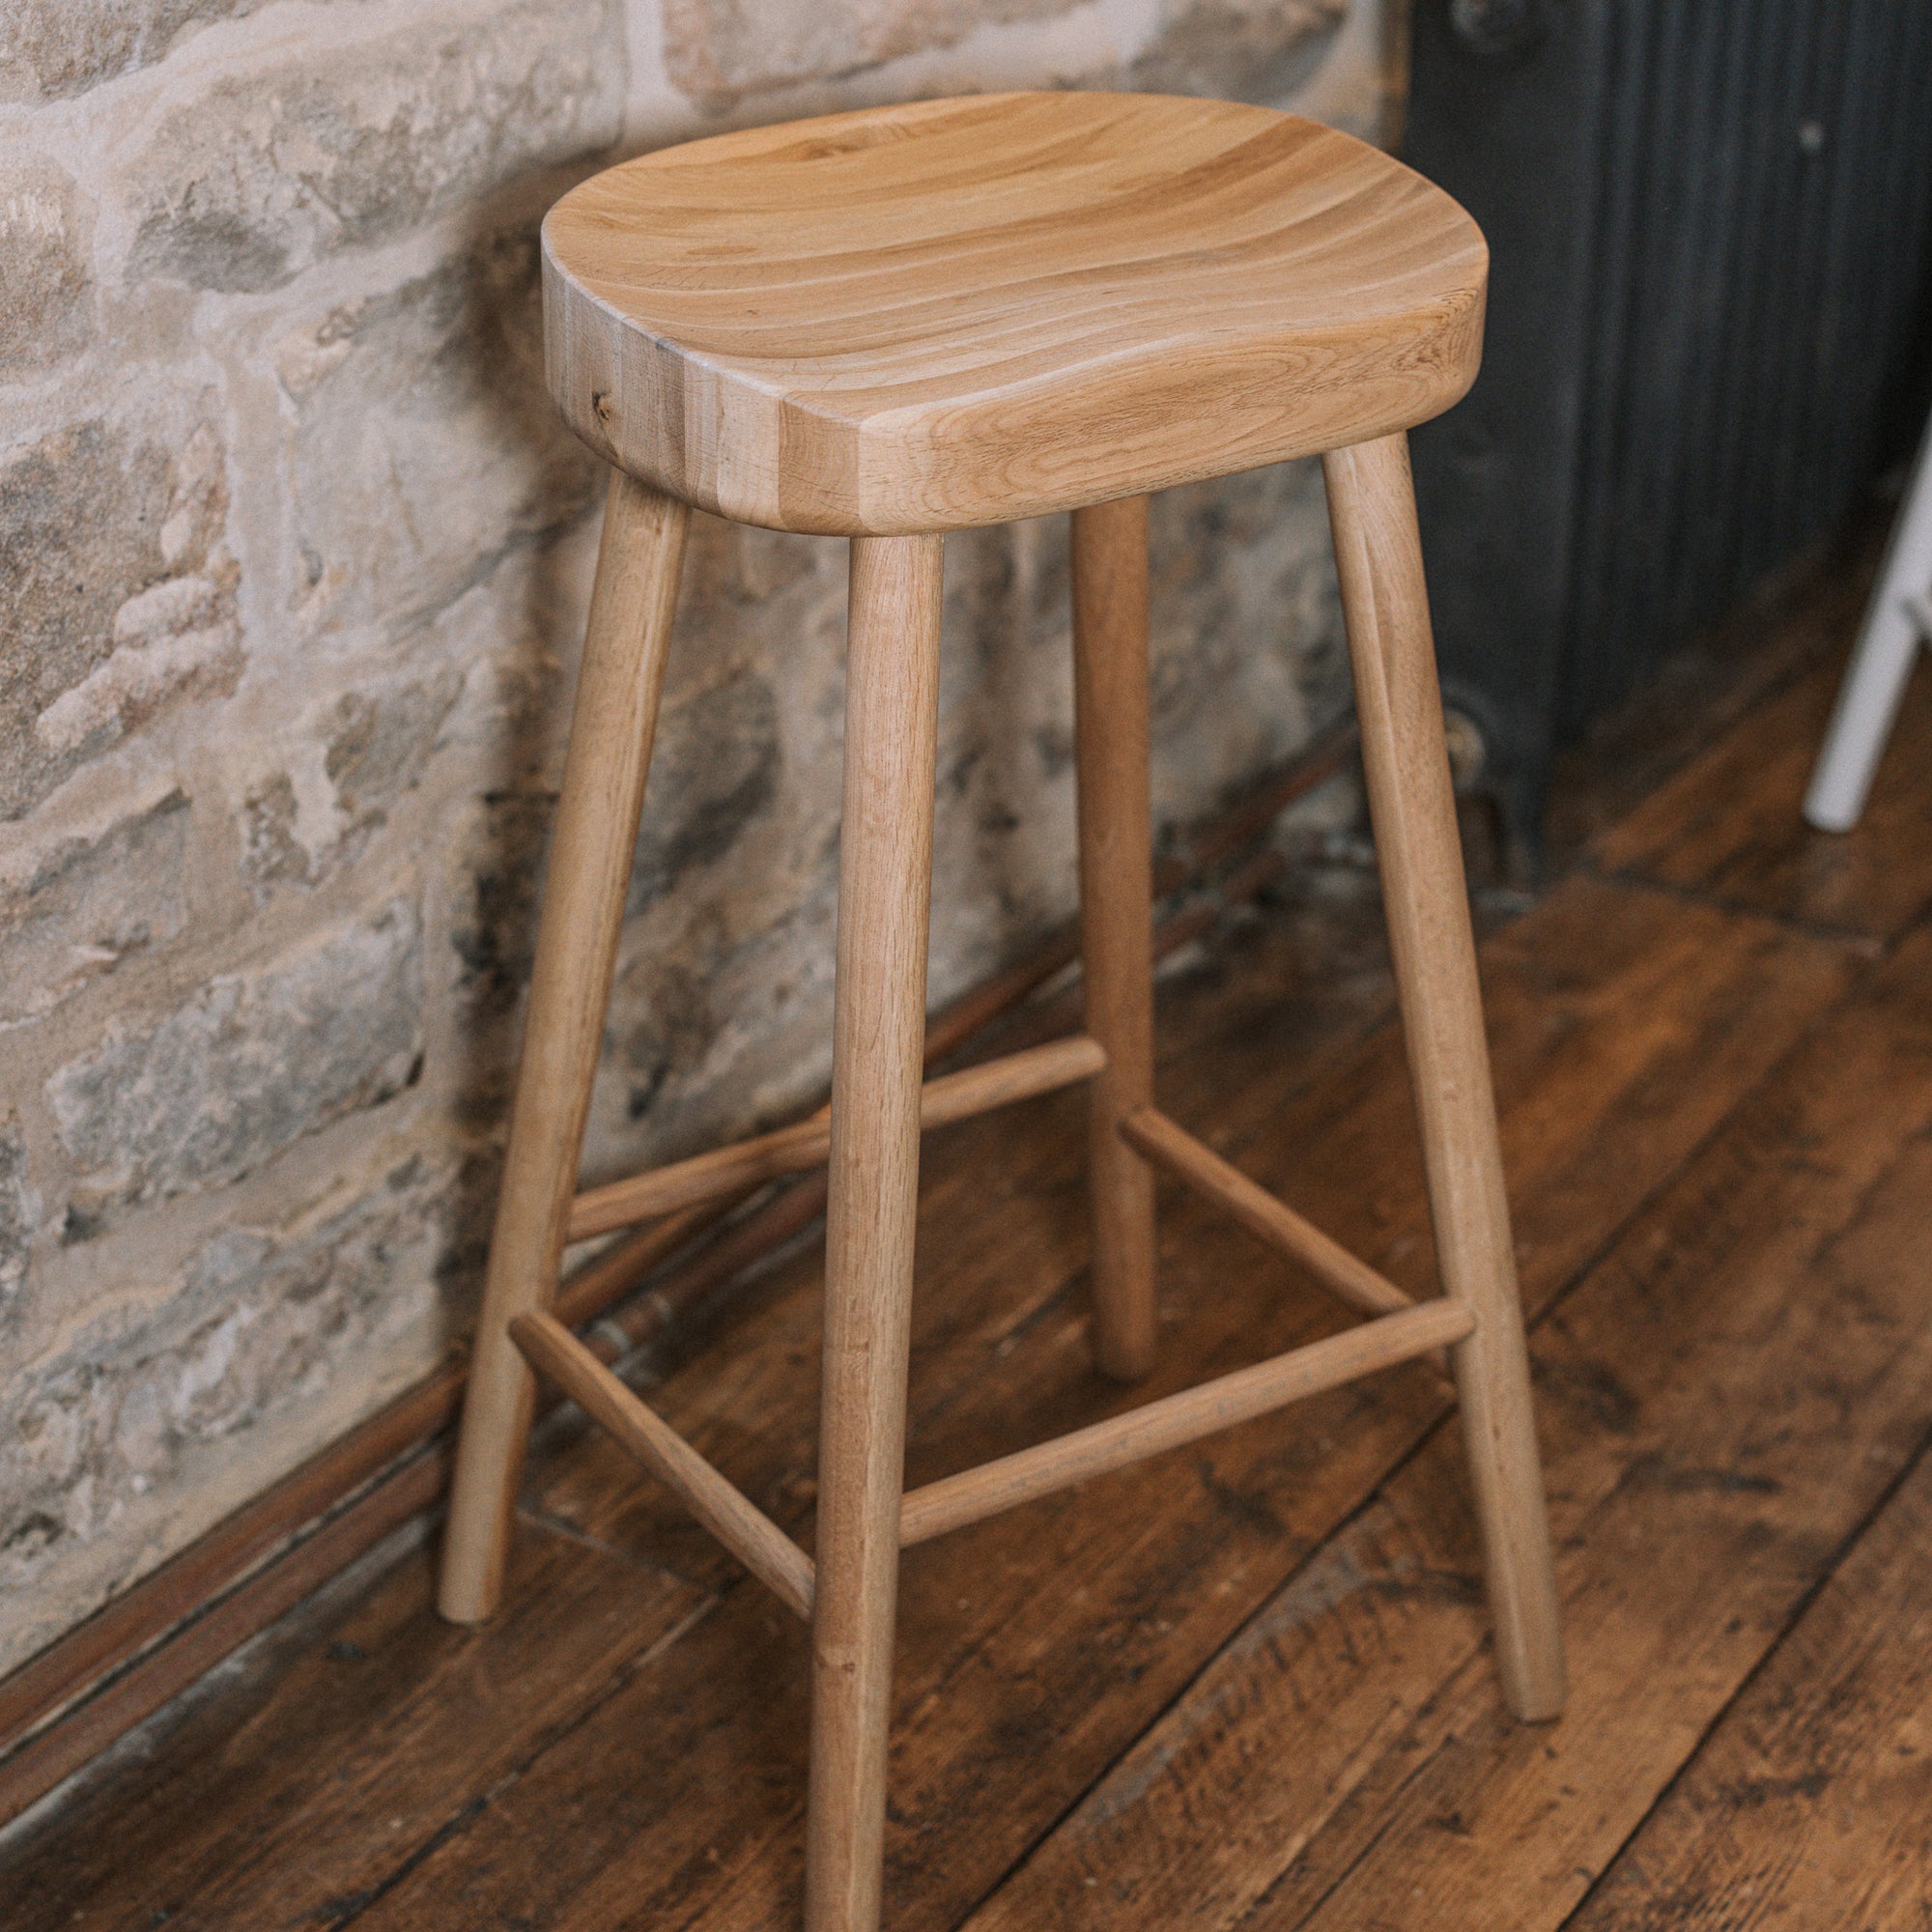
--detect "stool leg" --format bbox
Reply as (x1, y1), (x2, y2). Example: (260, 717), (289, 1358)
(806, 534), (945, 1932)
(1071, 496), (1159, 1380)
(1322, 433), (1566, 1722)
(439, 472), (690, 1625)
(1804, 418), (1932, 831)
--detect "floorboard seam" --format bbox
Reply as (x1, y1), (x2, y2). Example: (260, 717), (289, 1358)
(214, 878), (1907, 1930)
(944, 916), (1884, 1932)
(325, 1788), (495, 1930)
(294, 854), (1581, 1932)
(1548, 1417), (1932, 1932)
(1242, 1713), (1462, 1931)
(1574, 861), (1897, 950)
(515, 1500), (714, 1594)
(1216, 947), (1927, 1931)
(911, 1267), (1086, 1435)
(324, 1584), (729, 1929)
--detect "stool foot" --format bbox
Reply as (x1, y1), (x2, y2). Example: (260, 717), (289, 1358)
(1324, 434), (1566, 1722)
(1072, 496), (1158, 1381)
(439, 473), (689, 1626)
(806, 534), (944, 1932)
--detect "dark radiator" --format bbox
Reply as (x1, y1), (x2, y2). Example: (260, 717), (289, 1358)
(1405, 0), (1932, 852)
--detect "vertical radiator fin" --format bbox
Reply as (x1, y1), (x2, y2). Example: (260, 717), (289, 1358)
(1406, 0), (1932, 851)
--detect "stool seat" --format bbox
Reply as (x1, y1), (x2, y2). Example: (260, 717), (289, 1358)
(542, 91), (1487, 535)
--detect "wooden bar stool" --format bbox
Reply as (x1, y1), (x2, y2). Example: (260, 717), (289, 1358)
(440, 91), (1565, 1932)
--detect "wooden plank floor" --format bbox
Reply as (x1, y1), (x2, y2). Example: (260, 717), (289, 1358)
(8, 548), (1932, 1931)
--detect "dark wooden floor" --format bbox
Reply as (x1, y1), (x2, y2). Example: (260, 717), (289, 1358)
(11, 544), (1932, 1930)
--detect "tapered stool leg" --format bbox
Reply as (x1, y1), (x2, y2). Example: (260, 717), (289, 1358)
(1323, 433), (1566, 1722)
(1071, 496), (1158, 1381)
(1804, 419), (1932, 831)
(439, 472), (690, 1625)
(806, 534), (945, 1932)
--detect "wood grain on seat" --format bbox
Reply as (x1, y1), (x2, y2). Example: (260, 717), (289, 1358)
(542, 92), (1488, 534)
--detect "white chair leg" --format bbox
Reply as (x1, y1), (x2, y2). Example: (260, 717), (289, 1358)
(1804, 417), (1932, 832)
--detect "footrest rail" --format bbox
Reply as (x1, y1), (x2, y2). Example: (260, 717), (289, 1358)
(568, 1035), (1106, 1241)
(896, 1297), (1472, 1548)
(510, 1311), (816, 1619)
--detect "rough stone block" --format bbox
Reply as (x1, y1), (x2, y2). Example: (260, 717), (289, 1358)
(611, 944), (724, 1125)
(0, 789), (191, 1028)
(0, 1113), (35, 1332)
(629, 669), (781, 910)
(239, 669), (465, 903)
(45, 898), (423, 1217)
(33, 567), (242, 763)
(1132, 0), (1347, 101)
(0, 0), (1386, 1684)
(127, 0), (625, 293)
(663, 0), (1080, 107)
(0, 1151), (454, 1661)
(0, 419), (237, 820)
(237, 773), (311, 902)
(0, 156), (93, 374)
(281, 230), (602, 640)
(440, 782), (549, 1128)
(0, 0), (268, 103)
(449, 789), (550, 1016)
(326, 670), (465, 831)
(1145, 461), (1346, 816)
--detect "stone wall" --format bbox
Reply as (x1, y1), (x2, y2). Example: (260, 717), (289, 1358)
(0, 0), (1394, 1674)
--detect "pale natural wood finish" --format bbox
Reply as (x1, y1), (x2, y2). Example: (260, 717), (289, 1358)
(1120, 1106), (1414, 1322)
(806, 534), (945, 1932)
(440, 474), (689, 1627)
(567, 1035), (1105, 1241)
(511, 1312), (815, 1620)
(423, 99), (1554, 1932)
(1323, 431), (1565, 1722)
(898, 1299), (1472, 1548)
(1072, 495), (1158, 1378)
(542, 93), (1487, 535)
